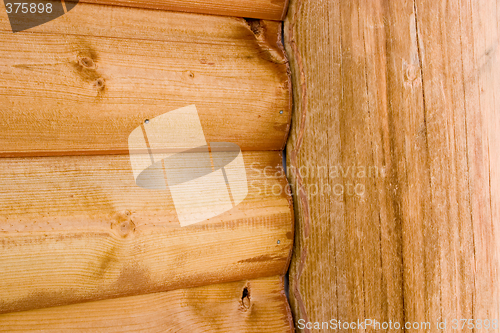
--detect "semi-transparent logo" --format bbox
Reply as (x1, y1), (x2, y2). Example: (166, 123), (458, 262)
(128, 105), (248, 227)
(4, 0), (79, 33)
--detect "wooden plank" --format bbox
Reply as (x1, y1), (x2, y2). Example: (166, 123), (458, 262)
(0, 2), (291, 156)
(69, 0), (289, 21)
(0, 276), (294, 332)
(414, 0), (500, 323)
(0, 151), (293, 313)
(285, 0), (499, 331)
(284, 0), (404, 329)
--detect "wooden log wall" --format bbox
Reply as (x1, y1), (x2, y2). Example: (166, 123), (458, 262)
(70, 0), (290, 21)
(0, 277), (293, 332)
(0, 0), (294, 331)
(286, 0), (500, 331)
(0, 5), (290, 156)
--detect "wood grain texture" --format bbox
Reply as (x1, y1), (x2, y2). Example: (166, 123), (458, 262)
(0, 276), (293, 332)
(0, 2), (291, 156)
(0, 151), (293, 313)
(285, 0), (500, 331)
(68, 0), (289, 21)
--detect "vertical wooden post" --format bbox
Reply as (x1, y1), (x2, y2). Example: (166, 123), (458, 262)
(285, 0), (500, 330)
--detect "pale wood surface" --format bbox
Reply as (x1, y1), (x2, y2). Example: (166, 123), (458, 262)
(70, 0), (289, 21)
(0, 152), (293, 313)
(0, 276), (294, 332)
(0, 2), (290, 156)
(285, 0), (500, 331)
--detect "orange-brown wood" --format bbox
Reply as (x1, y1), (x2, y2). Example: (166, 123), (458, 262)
(285, 0), (500, 330)
(0, 152), (293, 313)
(0, 277), (294, 332)
(0, 2), (291, 156)
(0, 0), (295, 325)
(69, 0), (289, 21)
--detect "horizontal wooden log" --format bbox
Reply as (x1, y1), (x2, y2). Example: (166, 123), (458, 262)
(0, 276), (294, 332)
(71, 0), (289, 21)
(0, 2), (291, 156)
(0, 151), (293, 313)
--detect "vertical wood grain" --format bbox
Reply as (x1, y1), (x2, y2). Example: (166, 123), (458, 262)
(285, 0), (500, 331)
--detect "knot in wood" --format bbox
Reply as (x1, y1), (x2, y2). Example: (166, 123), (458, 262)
(112, 211), (135, 238)
(405, 64), (419, 82)
(79, 56), (96, 69)
(240, 286), (251, 310)
(95, 78), (105, 90)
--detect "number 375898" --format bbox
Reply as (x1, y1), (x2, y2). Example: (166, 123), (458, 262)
(5, 2), (53, 14)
